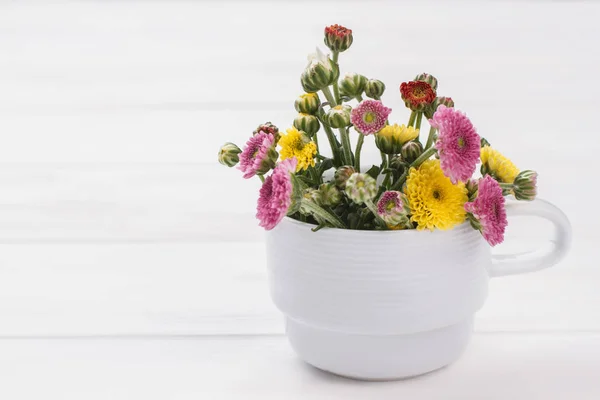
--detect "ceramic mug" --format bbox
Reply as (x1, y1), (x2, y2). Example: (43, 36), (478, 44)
(265, 198), (571, 380)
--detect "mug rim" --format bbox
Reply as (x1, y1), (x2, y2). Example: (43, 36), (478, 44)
(281, 216), (472, 236)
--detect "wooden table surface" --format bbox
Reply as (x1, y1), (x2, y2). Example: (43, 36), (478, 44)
(0, 1), (598, 398)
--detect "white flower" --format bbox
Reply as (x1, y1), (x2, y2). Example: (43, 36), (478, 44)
(306, 47), (332, 71)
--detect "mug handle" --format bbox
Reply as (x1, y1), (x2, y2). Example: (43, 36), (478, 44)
(488, 198), (572, 277)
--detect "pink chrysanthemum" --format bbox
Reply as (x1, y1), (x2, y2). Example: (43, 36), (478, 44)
(256, 158), (298, 230)
(238, 131), (276, 179)
(350, 100), (392, 135)
(431, 105), (481, 183)
(377, 190), (409, 226)
(464, 175), (507, 246)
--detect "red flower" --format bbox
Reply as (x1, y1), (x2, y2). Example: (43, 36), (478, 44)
(400, 81), (436, 112)
(324, 24), (353, 52)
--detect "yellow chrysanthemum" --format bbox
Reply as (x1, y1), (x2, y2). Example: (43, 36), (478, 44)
(480, 146), (520, 183)
(379, 124), (419, 144)
(278, 127), (317, 171)
(405, 159), (468, 231)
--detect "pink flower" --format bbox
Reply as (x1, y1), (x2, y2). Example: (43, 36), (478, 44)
(377, 191), (409, 226)
(431, 105), (480, 183)
(238, 131), (277, 179)
(256, 158), (298, 230)
(464, 176), (507, 246)
(350, 100), (392, 135)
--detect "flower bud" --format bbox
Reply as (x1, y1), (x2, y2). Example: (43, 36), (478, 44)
(376, 191), (411, 226)
(294, 93), (321, 115)
(364, 79), (386, 99)
(465, 179), (479, 201)
(301, 47), (340, 93)
(324, 104), (352, 128)
(334, 165), (356, 189)
(425, 96), (455, 119)
(389, 155), (407, 175)
(324, 24), (353, 53)
(293, 113), (320, 137)
(480, 137), (491, 148)
(303, 187), (322, 205)
(218, 142), (242, 167)
(512, 170), (538, 201)
(339, 72), (367, 98)
(345, 173), (377, 204)
(253, 121), (280, 142)
(375, 124), (419, 155)
(318, 183), (342, 206)
(414, 73), (438, 91)
(400, 140), (423, 164)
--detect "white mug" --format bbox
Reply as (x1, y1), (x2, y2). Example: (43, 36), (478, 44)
(266, 198), (572, 380)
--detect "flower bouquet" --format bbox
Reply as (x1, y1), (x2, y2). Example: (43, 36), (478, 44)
(217, 25), (570, 380)
(219, 24), (538, 247)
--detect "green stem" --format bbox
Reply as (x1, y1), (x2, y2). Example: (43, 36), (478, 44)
(308, 166), (320, 185)
(258, 175), (265, 183)
(332, 52), (340, 104)
(407, 111), (417, 127)
(415, 112), (423, 131)
(498, 183), (514, 190)
(354, 134), (365, 171)
(301, 199), (346, 229)
(390, 147), (437, 191)
(320, 121), (342, 167)
(339, 126), (353, 166)
(424, 126), (437, 150)
(313, 131), (320, 156)
(321, 86), (337, 107)
(381, 154), (392, 189)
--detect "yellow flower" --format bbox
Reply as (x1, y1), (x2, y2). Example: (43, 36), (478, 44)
(279, 127), (317, 171)
(480, 146), (520, 183)
(379, 124), (419, 145)
(405, 159), (468, 231)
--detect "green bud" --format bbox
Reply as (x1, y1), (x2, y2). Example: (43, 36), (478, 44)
(339, 72), (367, 98)
(301, 48), (340, 93)
(324, 104), (352, 128)
(293, 113), (320, 137)
(424, 96), (455, 119)
(319, 183), (342, 207)
(253, 121), (280, 142)
(400, 141), (423, 164)
(334, 165), (356, 189)
(513, 170), (538, 201)
(303, 187), (322, 206)
(364, 79), (386, 99)
(414, 73), (438, 91)
(465, 179), (479, 201)
(324, 24), (353, 53)
(345, 173), (377, 204)
(218, 142), (242, 167)
(294, 93), (321, 115)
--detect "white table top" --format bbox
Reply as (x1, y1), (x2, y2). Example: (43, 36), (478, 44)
(0, 1), (598, 398)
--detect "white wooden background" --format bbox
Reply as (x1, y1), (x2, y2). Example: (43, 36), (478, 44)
(0, 1), (599, 398)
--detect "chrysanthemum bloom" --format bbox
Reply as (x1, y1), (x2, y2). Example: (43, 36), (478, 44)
(400, 81), (436, 112)
(345, 173), (377, 204)
(512, 170), (538, 201)
(464, 175), (507, 246)
(324, 24), (353, 52)
(375, 124), (419, 154)
(405, 160), (468, 231)
(278, 127), (317, 171)
(350, 100), (392, 135)
(377, 191), (411, 226)
(256, 158), (299, 230)
(480, 146), (520, 183)
(431, 105), (481, 183)
(238, 132), (278, 179)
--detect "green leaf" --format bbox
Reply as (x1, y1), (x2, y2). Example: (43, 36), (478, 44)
(317, 158), (334, 175)
(365, 165), (381, 180)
